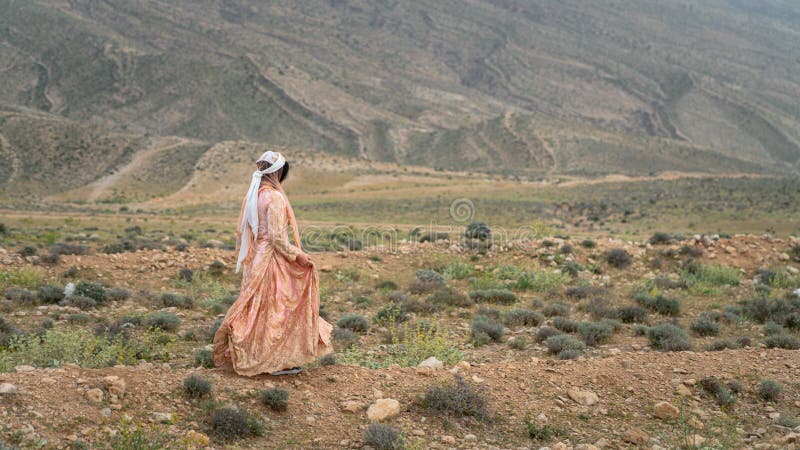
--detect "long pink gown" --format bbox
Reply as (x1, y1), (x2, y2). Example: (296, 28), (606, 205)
(212, 185), (333, 376)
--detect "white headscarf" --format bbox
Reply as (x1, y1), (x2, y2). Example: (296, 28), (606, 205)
(236, 151), (286, 272)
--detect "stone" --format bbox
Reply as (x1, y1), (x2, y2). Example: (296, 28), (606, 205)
(86, 388), (104, 404)
(653, 401), (680, 420)
(551, 443), (569, 450)
(464, 433), (477, 442)
(575, 445), (599, 450)
(687, 434), (705, 446)
(786, 433), (800, 444)
(623, 428), (649, 445)
(103, 376), (126, 398)
(567, 388), (599, 406)
(340, 400), (366, 413)
(152, 412), (172, 423)
(366, 398), (401, 422)
(676, 384), (693, 396)
(0, 383), (18, 395)
(688, 417), (704, 430)
(185, 430), (210, 448)
(14, 365), (35, 373)
(418, 356), (444, 369)
(440, 435), (456, 444)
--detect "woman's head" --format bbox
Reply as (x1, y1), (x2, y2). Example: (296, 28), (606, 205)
(256, 159), (289, 183)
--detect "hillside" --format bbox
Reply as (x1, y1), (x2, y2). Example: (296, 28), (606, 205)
(1, 0), (799, 177)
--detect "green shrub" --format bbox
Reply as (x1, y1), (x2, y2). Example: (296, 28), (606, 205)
(68, 295), (97, 310)
(0, 317), (21, 346)
(741, 297), (800, 324)
(373, 303), (409, 325)
(649, 232), (675, 245)
(552, 317), (579, 333)
(336, 314), (369, 333)
(67, 313), (92, 324)
(420, 375), (489, 420)
(700, 377), (735, 408)
(38, 285), (64, 304)
(18, 246), (37, 257)
(690, 318), (720, 336)
(580, 239), (596, 248)
(525, 420), (563, 441)
(757, 379), (782, 402)
(363, 423), (404, 450)
(535, 326), (561, 342)
(332, 328), (359, 348)
(542, 302), (570, 317)
(75, 281), (107, 304)
(565, 285), (602, 300)
(764, 321), (785, 336)
(443, 262), (473, 280)
(469, 289), (517, 305)
(427, 286), (472, 308)
(260, 387), (289, 411)
(318, 353), (336, 366)
(513, 270), (571, 292)
(544, 334), (585, 354)
(784, 313), (800, 330)
(416, 270), (444, 283)
(508, 336), (527, 350)
(183, 374), (212, 398)
(616, 306), (648, 323)
(704, 339), (738, 351)
(464, 221), (491, 240)
(558, 349), (582, 360)
(633, 324), (649, 336)
(194, 349), (214, 368)
(503, 309), (544, 327)
(634, 292), (681, 316)
(208, 406), (263, 441)
(161, 292), (193, 309)
(577, 322), (614, 346)
(144, 312), (181, 331)
(471, 315), (505, 344)
(107, 288), (130, 301)
(50, 243), (87, 256)
(604, 249), (632, 268)
(647, 323), (691, 351)
(1, 329), (146, 369)
(764, 334), (800, 350)
(682, 263), (740, 287)
(3, 287), (37, 303)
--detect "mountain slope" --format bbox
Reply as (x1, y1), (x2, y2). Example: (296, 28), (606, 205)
(1, 0), (799, 174)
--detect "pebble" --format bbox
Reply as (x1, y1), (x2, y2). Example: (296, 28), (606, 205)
(366, 398), (401, 422)
(418, 356), (444, 369)
(653, 401), (680, 420)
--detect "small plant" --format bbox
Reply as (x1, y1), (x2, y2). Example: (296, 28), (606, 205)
(107, 288), (130, 301)
(318, 353), (337, 366)
(690, 318), (720, 336)
(649, 232), (675, 245)
(580, 239), (596, 248)
(260, 387), (289, 411)
(542, 302), (570, 317)
(704, 339), (738, 351)
(469, 289), (517, 305)
(756, 379), (782, 402)
(503, 309), (544, 327)
(700, 377), (736, 408)
(75, 281), (107, 304)
(38, 284), (64, 304)
(544, 334), (585, 354)
(420, 375), (490, 420)
(634, 292), (681, 316)
(143, 312), (181, 331)
(336, 314), (369, 333)
(183, 374), (212, 398)
(535, 326), (561, 342)
(552, 317), (579, 333)
(363, 423), (404, 450)
(208, 406), (263, 441)
(162, 292), (193, 309)
(577, 321), (614, 346)
(373, 303), (409, 325)
(471, 315), (505, 345)
(179, 268), (194, 282)
(633, 324), (649, 336)
(764, 334), (800, 349)
(508, 336), (527, 350)
(464, 221), (491, 240)
(559, 349), (582, 360)
(604, 249), (632, 268)
(332, 328), (359, 348)
(427, 286), (473, 307)
(525, 419), (562, 441)
(616, 306), (648, 323)
(194, 349), (214, 368)
(647, 323), (691, 351)
(68, 295), (97, 310)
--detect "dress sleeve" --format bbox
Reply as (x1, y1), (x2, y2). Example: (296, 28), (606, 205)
(266, 191), (300, 262)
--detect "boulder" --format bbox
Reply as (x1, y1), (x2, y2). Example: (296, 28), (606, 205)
(567, 388), (599, 406)
(653, 401), (680, 420)
(366, 398), (401, 422)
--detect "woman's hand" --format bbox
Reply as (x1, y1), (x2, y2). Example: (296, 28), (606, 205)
(296, 252), (313, 267)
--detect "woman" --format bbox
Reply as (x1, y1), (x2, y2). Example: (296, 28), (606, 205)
(212, 151), (332, 376)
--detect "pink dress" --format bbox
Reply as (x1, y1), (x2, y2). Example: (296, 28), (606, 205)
(213, 186), (332, 375)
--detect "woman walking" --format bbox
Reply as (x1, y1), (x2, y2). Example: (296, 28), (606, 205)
(213, 151), (332, 376)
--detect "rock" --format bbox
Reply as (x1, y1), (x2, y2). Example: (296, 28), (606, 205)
(779, 253), (790, 261)
(0, 383), (18, 395)
(14, 365), (36, 373)
(372, 388), (383, 400)
(206, 239), (225, 248)
(152, 412), (172, 423)
(464, 433), (477, 442)
(687, 434), (705, 446)
(415, 366), (436, 376)
(653, 401), (680, 420)
(787, 266), (799, 275)
(418, 356), (444, 369)
(340, 400), (366, 413)
(86, 388), (104, 404)
(623, 428), (649, 445)
(185, 430), (210, 448)
(575, 445), (599, 450)
(366, 398), (401, 422)
(440, 435), (456, 444)
(101, 408), (112, 418)
(688, 417), (704, 430)
(786, 433), (800, 444)
(103, 376), (126, 398)
(567, 388), (599, 406)
(320, 265), (333, 273)
(551, 443), (569, 450)
(675, 384), (693, 396)
(593, 438), (609, 448)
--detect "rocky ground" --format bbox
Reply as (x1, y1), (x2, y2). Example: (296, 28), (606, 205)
(1, 233), (800, 449)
